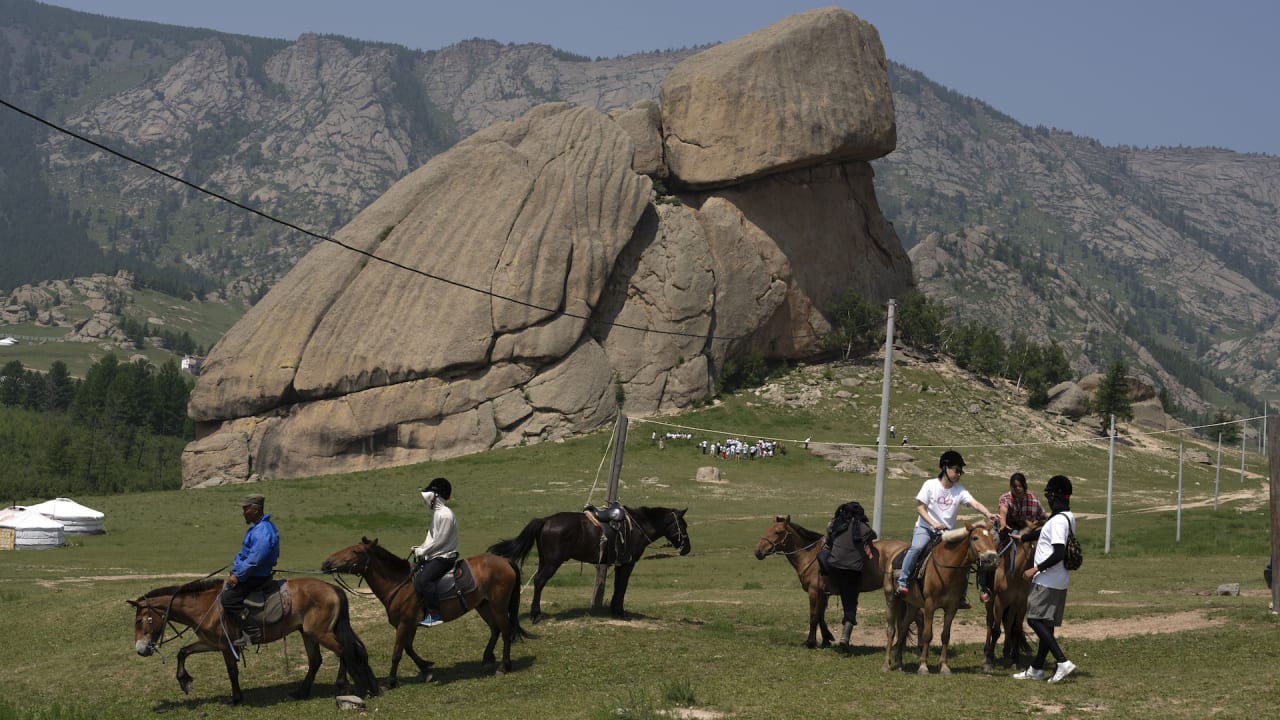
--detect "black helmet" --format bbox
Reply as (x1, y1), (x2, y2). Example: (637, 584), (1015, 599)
(1044, 474), (1072, 499)
(939, 450), (965, 470)
(423, 477), (452, 500)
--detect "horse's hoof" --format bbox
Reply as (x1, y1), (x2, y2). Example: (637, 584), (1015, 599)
(803, 640), (817, 649)
(289, 689), (309, 701)
(222, 697), (242, 707)
(494, 668), (506, 677)
(940, 666), (952, 676)
(917, 666), (931, 675)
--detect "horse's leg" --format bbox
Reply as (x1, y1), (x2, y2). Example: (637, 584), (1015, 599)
(219, 648), (243, 706)
(529, 559), (563, 624)
(804, 589), (823, 648)
(609, 563), (635, 619)
(290, 634), (323, 700)
(390, 623), (432, 686)
(982, 597), (1000, 672)
(173, 640), (221, 697)
(818, 590), (834, 647)
(936, 607), (957, 676)
(916, 603), (936, 675)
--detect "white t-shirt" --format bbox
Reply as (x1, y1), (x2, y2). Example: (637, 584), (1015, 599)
(1032, 512), (1075, 590)
(913, 477), (977, 531)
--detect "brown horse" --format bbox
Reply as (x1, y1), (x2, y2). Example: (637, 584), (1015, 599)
(753, 515), (910, 649)
(883, 520), (999, 675)
(320, 537), (531, 687)
(129, 577), (379, 705)
(487, 506), (690, 622)
(982, 524), (1040, 671)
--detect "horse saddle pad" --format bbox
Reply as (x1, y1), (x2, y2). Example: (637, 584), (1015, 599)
(243, 579), (291, 625)
(434, 559), (477, 603)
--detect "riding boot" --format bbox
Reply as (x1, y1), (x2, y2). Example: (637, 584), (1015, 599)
(839, 621), (854, 650)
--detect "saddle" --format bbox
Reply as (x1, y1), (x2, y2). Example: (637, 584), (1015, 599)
(583, 504), (631, 565)
(892, 534), (944, 590)
(427, 558), (478, 612)
(237, 579), (291, 642)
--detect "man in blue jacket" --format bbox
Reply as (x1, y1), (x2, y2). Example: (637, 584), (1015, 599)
(220, 494), (280, 646)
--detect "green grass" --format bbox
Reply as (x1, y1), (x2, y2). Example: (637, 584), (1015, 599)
(0, 360), (1276, 718)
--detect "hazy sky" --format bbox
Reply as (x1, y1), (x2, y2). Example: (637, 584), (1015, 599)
(43, 0), (1280, 156)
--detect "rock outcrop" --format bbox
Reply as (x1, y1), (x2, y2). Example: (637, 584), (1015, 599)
(183, 8), (912, 485)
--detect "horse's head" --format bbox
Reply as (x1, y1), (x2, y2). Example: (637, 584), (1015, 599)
(662, 508), (691, 556)
(321, 536), (378, 576)
(127, 596), (165, 657)
(966, 520), (1000, 571)
(755, 515), (792, 560)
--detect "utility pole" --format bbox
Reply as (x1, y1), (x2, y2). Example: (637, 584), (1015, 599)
(872, 299), (896, 536)
(594, 416), (628, 610)
(1105, 414), (1115, 554)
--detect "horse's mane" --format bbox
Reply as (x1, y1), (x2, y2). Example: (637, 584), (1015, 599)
(787, 520), (825, 544)
(142, 578), (223, 599)
(366, 540), (411, 572)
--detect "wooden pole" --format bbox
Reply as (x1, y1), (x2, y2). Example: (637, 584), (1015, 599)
(594, 416), (629, 610)
(1269, 412), (1279, 614)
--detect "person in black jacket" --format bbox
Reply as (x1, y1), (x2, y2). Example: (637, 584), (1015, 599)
(823, 501), (877, 649)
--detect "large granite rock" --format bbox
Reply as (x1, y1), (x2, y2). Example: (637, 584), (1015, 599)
(660, 7), (895, 189)
(183, 8), (911, 485)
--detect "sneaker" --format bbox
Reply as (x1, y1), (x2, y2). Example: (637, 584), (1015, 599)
(1047, 660), (1076, 684)
(980, 591), (991, 603)
(1012, 667), (1045, 681)
(895, 585), (909, 598)
(418, 614), (444, 627)
(959, 596), (972, 610)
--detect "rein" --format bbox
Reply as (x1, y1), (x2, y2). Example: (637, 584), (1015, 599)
(758, 526), (822, 557)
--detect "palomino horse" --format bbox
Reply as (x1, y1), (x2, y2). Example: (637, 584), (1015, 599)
(982, 523), (1040, 671)
(129, 578), (379, 705)
(488, 506), (690, 622)
(883, 520), (999, 675)
(321, 537), (532, 687)
(753, 515), (909, 649)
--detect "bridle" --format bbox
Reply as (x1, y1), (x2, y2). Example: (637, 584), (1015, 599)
(326, 545), (409, 599)
(757, 524), (821, 557)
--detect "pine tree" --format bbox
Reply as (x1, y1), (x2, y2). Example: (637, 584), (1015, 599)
(1093, 361), (1133, 422)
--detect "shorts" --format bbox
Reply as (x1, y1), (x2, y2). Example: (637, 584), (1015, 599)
(1026, 583), (1067, 626)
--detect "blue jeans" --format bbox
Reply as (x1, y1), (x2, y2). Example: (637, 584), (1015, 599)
(897, 524), (938, 588)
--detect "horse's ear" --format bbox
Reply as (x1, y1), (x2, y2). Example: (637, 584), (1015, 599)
(126, 599), (138, 607)
(370, 537), (380, 547)
(780, 515), (789, 523)
(679, 508), (688, 516)
(361, 535), (371, 544)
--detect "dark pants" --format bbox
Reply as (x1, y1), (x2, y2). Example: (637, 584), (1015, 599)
(827, 568), (863, 625)
(221, 575), (272, 620)
(413, 556), (454, 614)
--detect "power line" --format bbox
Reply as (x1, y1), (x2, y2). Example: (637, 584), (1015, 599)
(0, 95), (850, 345)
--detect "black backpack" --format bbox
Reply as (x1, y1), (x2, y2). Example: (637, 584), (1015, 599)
(825, 501), (872, 547)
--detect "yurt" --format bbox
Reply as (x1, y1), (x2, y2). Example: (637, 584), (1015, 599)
(0, 507), (66, 549)
(27, 497), (105, 534)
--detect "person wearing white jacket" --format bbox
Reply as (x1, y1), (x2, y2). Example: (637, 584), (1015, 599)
(411, 477), (458, 627)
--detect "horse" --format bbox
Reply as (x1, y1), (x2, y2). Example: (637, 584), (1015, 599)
(882, 520), (999, 675)
(487, 506), (690, 622)
(754, 515), (911, 649)
(129, 577), (379, 706)
(320, 537), (532, 687)
(982, 523), (1040, 671)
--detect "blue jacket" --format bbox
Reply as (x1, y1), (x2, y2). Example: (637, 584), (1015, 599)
(231, 514), (279, 580)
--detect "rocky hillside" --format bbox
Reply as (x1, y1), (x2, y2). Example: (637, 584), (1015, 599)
(2, 0), (1277, 416)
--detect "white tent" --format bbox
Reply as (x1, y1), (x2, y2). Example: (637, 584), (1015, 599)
(26, 497), (105, 534)
(0, 507), (66, 549)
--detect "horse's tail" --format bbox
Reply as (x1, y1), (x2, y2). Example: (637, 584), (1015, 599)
(487, 516), (546, 567)
(333, 588), (381, 697)
(505, 558), (537, 640)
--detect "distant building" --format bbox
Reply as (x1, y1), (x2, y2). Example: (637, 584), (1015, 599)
(0, 337), (17, 346)
(181, 354), (205, 375)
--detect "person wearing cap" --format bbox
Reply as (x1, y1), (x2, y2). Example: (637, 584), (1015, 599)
(220, 494), (280, 646)
(1013, 474), (1078, 683)
(411, 477), (458, 627)
(895, 449), (999, 604)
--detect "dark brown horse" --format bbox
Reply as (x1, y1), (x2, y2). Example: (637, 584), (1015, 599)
(129, 577), (379, 705)
(754, 515), (910, 649)
(320, 538), (531, 687)
(883, 520), (999, 675)
(487, 506), (690, 622)
(982, 524), (1040, 671)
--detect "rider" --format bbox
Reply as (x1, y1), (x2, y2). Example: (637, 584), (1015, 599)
(978, 472), (1048, 602)
(895, 450), (999, 608)
(221, 494), (280, 646)
(412, 477), (458, 627)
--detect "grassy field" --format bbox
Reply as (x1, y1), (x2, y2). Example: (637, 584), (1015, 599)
(1, 360), (1277, 719)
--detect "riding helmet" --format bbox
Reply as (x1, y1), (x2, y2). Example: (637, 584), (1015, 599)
(423, 476), (452, 500)
(938, 449), (966, 470)
(1044, 474), (1072, 499)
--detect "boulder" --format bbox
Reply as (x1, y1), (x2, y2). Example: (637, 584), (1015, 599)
(661, 7), (894, 188)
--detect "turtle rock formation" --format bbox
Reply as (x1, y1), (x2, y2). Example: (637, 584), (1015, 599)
(182, 7), (913, 486)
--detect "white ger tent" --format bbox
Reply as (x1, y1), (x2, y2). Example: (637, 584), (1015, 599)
(26, 497), (105, 534)
(0, 507), (66, 549)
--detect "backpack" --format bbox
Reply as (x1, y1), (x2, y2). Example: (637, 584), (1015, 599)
(1063, 517), (1083, 571)
(825, 501), (871, 547)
